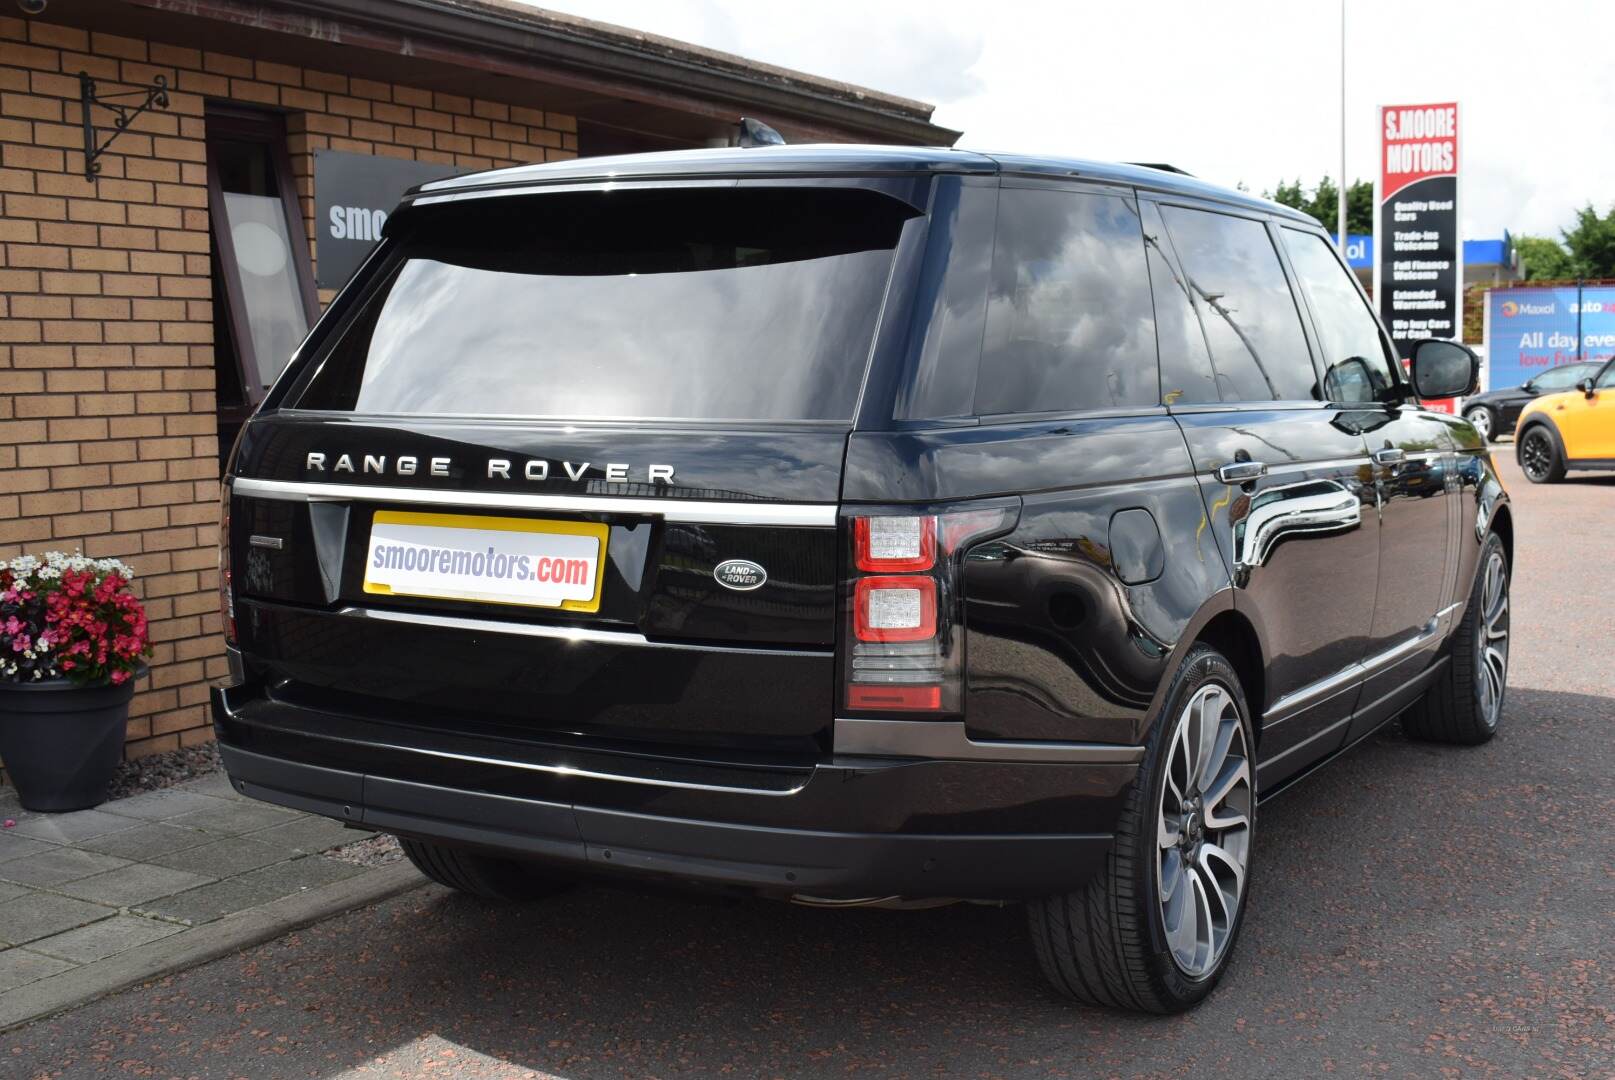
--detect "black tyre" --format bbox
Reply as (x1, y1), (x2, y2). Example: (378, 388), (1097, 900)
(1518, 425), (1565, 483)
(1463, 406), (1497, 443)
(1027, 644), (1255, 1013)
(399, 837), (573, 901)
(1402, 532), (1510, 745)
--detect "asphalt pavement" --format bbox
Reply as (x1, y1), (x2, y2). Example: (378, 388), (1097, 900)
(6, 454), (1612, 1079)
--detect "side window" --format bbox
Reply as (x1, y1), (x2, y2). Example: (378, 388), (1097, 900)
(896, 179), (996, 419)
(1142, 201), (1219, 405)
(1598, 362), (1615, 389)
(1159, 205), (1318, 402)
(1282, 228), (1397, 403)
(975, 187), (1158, 416)
(1539, 365), (1593, 389)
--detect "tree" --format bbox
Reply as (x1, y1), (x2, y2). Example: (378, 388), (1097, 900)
(1561, 203), (1615, 278)
(1514, 235), (1574, 281)
(1264, 177), (1374, 235)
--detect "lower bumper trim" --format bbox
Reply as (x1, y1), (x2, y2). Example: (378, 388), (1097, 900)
(833, 717), (1145, 764)
(220, 743), (1114, 899)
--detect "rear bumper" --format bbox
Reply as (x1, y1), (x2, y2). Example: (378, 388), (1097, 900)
(212, 683), (1139, 899)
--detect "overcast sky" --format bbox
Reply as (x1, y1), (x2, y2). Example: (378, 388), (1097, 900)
(533, 0), (1613, 241)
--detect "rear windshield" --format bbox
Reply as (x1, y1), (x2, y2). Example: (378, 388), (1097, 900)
(291, 187), (914, 422)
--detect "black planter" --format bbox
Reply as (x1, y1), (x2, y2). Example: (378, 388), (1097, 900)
(0, 677), (134, 812)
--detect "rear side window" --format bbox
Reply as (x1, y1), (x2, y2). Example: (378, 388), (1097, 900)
(292, 188), (914, 422)
(1535, 363), (1593, 390)
(1281, 228), (1396, 403)
(1142, 201), (1219, 406)
(1159, 206), (1317, 402)
(975, 187), (1158, 416)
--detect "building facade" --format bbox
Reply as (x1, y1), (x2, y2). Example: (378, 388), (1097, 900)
(0, 0), (954, 761)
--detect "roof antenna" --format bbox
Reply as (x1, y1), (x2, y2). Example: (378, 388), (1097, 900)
(738, 117), (786, 147)
(1128, 162), (1193, 176)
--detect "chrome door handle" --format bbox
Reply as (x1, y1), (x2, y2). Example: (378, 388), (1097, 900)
(1372, 448), (1406, 466)
(1216, 461), (1268, 484)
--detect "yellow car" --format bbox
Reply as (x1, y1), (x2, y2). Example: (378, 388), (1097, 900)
(1515, 357), (1615, 482)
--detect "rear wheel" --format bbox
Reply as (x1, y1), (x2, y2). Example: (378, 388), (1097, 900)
(1518, 425), (1565, 483)
(399, 837), (574, 901)
(1464, 406), (1495, 442)
(1027, 645), (1254, 1012)
(1402, 533), (1509, 745)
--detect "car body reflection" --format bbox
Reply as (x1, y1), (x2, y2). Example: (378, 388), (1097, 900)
(1232, 478), (1362, 574)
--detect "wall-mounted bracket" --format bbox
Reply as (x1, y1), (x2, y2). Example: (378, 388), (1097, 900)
(79, 71), (170, 180)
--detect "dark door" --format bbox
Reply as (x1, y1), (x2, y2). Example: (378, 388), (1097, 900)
(1278, 227), (1456, 735)
(1149, 202), (1378, 789)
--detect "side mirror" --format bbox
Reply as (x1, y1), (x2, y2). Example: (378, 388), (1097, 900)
(1408, 339), (1480, 400)
(1520, 378), (1536, 393)
(1578, 377), (1597, 398)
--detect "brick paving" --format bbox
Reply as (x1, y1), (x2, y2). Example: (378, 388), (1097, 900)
(0, 772), (372, 996)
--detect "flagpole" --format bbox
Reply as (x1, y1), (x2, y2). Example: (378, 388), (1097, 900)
(1339, 0), (1348, 252)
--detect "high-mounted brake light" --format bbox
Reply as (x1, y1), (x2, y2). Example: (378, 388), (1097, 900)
(854, 515), (935, 573)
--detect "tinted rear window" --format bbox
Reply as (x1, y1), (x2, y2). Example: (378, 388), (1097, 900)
(293, 188), (913, 421)
(976, 187), (1158, 415)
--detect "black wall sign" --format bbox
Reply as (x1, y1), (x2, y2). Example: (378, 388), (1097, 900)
(313, 150), (472, 289)
(1374, 103), (1461, 351)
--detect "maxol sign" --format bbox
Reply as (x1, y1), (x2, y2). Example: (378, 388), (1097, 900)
(1483, 286), (1615, 391)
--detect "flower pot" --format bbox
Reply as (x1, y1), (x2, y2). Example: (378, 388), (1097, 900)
(0, 677), (134, 812)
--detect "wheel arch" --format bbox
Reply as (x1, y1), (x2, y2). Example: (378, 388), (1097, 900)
(1193, 609), (1266, 748)
(1514, 412), (1565, 464)
(1487, 502), (1514, 570)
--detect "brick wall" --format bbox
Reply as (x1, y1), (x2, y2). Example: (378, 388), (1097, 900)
(0, 14), (578, 758)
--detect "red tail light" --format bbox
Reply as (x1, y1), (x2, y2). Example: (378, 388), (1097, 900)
(853, 576), (936, 642)
(840, 507), (1011, 714)
(847, 685), (942, 710)
(854, 515), (935, 572)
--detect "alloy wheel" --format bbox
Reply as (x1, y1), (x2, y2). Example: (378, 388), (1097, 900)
(1465, 408), (1491, 440)
(1520, 429), (1554, 480)
(1156, 682), (1252, 979)
(1475, 549), (1509, 727)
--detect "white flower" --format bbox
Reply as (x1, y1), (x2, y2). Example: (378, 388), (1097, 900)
(36, 566), (60, 580)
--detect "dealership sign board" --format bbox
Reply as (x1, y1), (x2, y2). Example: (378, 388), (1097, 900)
(1483, 286), (1615, 392)
(1374, 103), (1461, 351)
(313, 150), (471, 289)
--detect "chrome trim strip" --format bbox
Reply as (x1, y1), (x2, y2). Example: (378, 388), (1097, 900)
(248, 534), (284, 550)
(231, 477), (838, 527)
(372, 742), (808, 797)
(336, 606), (831, 658)
(1203, 457), (1369, 481)
(833, 718), (1145, 765)
(1265, 614), (1449, 724)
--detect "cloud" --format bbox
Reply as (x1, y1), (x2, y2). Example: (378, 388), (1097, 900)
(530, 0), (1615, 238)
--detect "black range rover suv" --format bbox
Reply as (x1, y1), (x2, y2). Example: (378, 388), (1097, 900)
(215, 146), (1513, 1012)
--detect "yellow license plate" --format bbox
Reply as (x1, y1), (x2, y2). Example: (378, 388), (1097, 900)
(363, 510), (608, 612)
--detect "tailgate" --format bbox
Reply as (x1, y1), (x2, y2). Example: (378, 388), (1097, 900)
(227, 419), (845, 751)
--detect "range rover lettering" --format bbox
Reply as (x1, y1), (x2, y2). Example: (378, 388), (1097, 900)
(214, 146), (1512, 1013)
